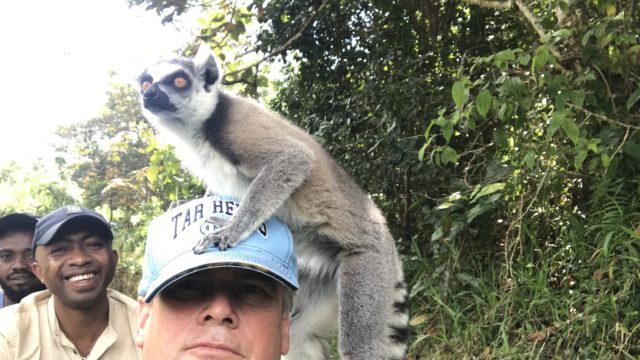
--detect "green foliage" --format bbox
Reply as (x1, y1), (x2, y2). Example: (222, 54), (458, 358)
(5, 0), (637, 357)
(255, 0), (640, 357)
(131, 0), (274, 97)
(0, 160), (77, 216)
(145, 139), (205, 201)
(410, 0), (639, 357)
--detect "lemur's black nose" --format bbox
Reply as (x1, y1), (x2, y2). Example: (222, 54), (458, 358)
(143, 87), (160, 99)
(143, 85), (176, 112)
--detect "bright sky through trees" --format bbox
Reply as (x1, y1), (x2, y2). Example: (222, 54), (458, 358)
(0, 0), (194, 165)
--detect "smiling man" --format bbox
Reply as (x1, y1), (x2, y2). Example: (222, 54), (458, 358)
(0, 205), (140, 359)
(136, 195), (298, 359)
(0, 213), (46, 308)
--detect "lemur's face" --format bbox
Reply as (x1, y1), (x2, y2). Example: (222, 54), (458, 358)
(137, 46), (220, 129)
(139, 61), (193, 115)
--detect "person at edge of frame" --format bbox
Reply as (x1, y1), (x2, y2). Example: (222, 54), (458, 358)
(0, 205), (141, 359)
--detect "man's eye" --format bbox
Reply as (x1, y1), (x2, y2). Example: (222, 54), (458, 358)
(163, 281), (211, 301)
(49, 246), (66, 255)
(24, 252), (35, 262)
(240, 284), (266, 295)
(234, 283), (275, 305)
(87, 241), (105, 250)
(0, 253), (14, 263)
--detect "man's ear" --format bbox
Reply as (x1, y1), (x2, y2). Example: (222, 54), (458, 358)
(31, 262), (44, 283)
(112, 249), (119, 267)
(136, 297), (151, 349)
(281, 314), (291, 355)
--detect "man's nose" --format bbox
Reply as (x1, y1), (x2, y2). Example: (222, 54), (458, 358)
(199, 292), (239, 328)
(12, 253), (34, 269)
(67, 247), (91, 266)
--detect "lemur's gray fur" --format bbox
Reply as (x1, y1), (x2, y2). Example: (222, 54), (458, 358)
(137, 45), (409, 360)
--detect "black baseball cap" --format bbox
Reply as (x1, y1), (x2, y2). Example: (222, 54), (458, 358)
(0, 213), (39, 238)
(33, 205), (113, 251)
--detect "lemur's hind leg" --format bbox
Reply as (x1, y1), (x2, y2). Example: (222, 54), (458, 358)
(285, 268), (338, 360)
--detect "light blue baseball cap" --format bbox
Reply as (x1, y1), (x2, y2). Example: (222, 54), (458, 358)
(138, 195), (298, 302)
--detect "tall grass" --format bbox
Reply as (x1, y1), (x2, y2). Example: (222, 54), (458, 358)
(407, 177), (640, 359)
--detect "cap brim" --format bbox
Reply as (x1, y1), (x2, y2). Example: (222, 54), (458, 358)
(144, 244), (298, 303)
(34, 215), (112, 249)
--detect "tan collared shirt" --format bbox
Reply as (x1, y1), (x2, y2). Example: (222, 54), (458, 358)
(0, 289), (141, 360)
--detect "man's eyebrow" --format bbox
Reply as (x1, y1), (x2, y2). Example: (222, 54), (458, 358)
(54, 231), (108, 245)
(237, 272), (279, 288)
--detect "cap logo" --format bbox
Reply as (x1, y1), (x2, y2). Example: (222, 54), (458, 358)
(199, 221), (217, 235)
(171, 199), (268, 240)
(65, 205), (82, 214)
(197, 221), (269, 238)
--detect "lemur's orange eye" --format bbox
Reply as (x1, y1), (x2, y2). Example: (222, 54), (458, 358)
(142, 81), (151, 92)
(174, 76), (187, 88)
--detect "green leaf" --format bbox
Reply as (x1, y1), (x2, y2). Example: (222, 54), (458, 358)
(574, 150), (587, 170)
(548, 111), (565, 137)
(418, 143), (427, 161)
(623, 142), (640, 160)
(473, 183), (505, 200)
(441, 120), (454, 143)
(601, 153), (610, 168)
(467, 202), (495, 223)
(437, 202), (457, 210)
(551, 29), (572, 40)
(476, 90), (492, 118)
(497, 103), (512, 121)
(626, 89), (640, 111)
(495, 131), (509, 148)
(524, 151), (536, 169)
(562, 117), (580, 144)
(146, 165), (160, 183)
(517, 53), (531, 66)
(431, 227), (444, 241)
(532, 46), (550, 74)
(452, 80), (466, 109)
(571, 90), (586, 108)
(441, 146), (458, 165)
(456, 273), (481, 289)
(494, 49), (516, 63)
(257, 75), (269, 87)
(587, 138), (601, 153)
(581, 29), (594, 46)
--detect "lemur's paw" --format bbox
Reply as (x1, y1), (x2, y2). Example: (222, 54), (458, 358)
(193, 225), (239, 253)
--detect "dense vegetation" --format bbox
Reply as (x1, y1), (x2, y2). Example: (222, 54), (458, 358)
(2, 0), (638, 358)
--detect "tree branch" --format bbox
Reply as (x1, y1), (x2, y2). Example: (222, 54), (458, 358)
(224, 0), (332, 80)
(567, 103), (640, 131)
(511, 0), (564, 67)
(461, 0), (567, 71)
(461, 0), (511, 9)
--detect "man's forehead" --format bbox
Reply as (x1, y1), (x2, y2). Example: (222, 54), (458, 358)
(0, 229), (34, 240)
(49, 229), (108, 245)
(0, 230), (35, 247)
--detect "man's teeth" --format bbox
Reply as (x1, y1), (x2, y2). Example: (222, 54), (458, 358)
(69, 274), (96, 282)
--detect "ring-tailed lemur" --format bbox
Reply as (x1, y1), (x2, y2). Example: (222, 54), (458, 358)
(136, 45), (409, 360)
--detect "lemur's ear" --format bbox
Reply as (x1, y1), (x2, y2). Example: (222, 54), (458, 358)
(193, 44), (220, 88)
